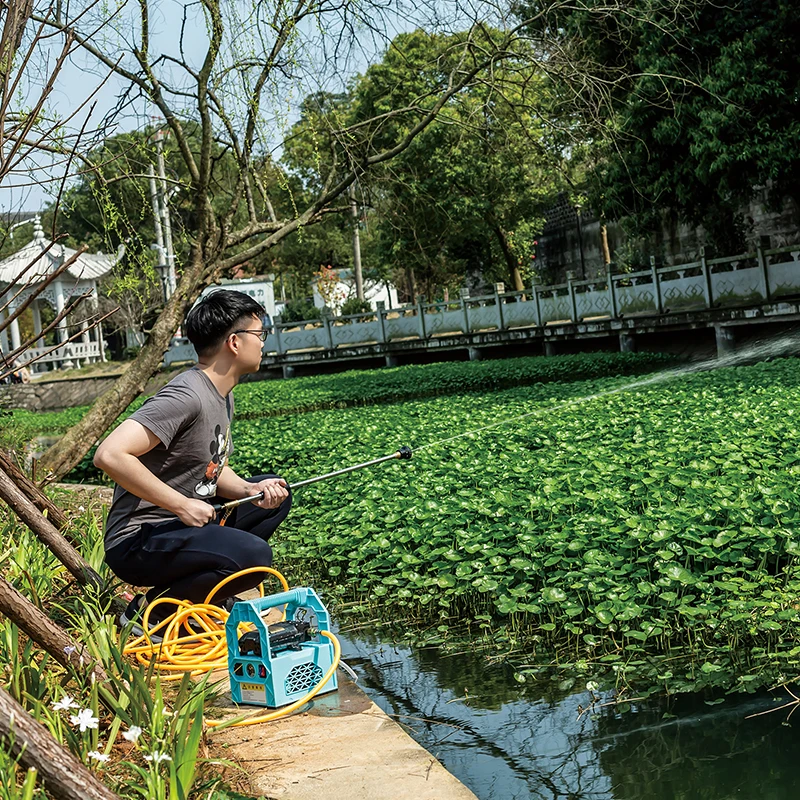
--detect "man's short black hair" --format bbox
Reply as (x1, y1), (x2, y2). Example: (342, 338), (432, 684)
(185, 289), (266, 356)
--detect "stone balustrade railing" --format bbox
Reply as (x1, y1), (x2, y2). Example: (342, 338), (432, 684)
(163, 244), (800, 366)
(22, 340), (102, 371)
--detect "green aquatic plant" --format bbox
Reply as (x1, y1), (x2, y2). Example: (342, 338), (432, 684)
(232, 352), (676, 419)
(226, 357), (800, 692)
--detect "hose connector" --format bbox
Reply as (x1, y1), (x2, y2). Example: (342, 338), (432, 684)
(396, 445), (412, 459)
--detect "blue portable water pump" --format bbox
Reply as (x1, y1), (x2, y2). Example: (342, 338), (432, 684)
(226, 587), (338, 707)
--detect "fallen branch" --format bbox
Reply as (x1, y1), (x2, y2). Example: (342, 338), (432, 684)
(0, 575), (107, 684)
(0, 466), (103, 589)
(0, 450), (68, 529)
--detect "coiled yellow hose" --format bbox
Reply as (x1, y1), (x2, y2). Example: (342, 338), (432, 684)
(121, 567), (341, 727)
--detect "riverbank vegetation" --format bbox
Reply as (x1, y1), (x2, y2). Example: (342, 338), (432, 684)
(0, 497), (248, 798)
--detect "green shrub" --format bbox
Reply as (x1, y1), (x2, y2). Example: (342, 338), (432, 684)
(340, 297), (373, 316)
(280, 299), (321, 323)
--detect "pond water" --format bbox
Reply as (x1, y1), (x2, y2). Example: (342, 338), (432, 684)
(336, 631), (800, 800)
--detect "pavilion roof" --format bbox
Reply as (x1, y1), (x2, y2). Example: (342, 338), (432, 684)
(0, 216), (118, 286)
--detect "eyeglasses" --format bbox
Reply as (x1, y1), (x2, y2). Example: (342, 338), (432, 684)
(231, 328), (268, 342)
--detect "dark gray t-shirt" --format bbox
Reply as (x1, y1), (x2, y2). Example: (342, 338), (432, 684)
(104, 367), (234, 550)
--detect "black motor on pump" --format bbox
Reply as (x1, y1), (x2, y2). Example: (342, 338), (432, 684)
(238, 620), (313, 657)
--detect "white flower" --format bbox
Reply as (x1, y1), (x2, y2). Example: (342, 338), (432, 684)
(88, 751), (110, 763)
(52, 695), (79, 712)
(144, 751), (172, 764)
(70, 708), (99, 732)
(586, 681), (599, 693)
(122, 726), (142, 743)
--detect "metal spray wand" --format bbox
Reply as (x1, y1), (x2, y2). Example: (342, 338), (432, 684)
(211, 446), (413, 515)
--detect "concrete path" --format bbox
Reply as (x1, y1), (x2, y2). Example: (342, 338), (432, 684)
(209, 675), (477, 800)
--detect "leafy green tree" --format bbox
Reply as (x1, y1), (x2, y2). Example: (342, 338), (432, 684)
(285, 30), (570, 298)
(363, 68), (565, 295)
(539, 0), (800, 250)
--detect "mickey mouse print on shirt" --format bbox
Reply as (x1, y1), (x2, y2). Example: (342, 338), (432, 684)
(194, 423), (231, 497)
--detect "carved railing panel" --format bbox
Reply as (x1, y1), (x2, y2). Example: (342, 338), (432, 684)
(575, 283), (611, 319)
(503, 298), (538, 328)
(538, 288), (571, 323)
(710, 262), (764, 305)
(468, 301), (500, 330)
(768, 252), (800, 298)
(384, 311), (419, 341)
(615, 274), (657, 315)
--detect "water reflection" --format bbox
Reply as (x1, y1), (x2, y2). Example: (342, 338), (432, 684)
(336, 631), (800, 799)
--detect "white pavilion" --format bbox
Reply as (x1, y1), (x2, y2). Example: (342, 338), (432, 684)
(0, 216), (118, 372)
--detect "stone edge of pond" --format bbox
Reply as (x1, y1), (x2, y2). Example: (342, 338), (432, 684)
(209, 673), (479, 800)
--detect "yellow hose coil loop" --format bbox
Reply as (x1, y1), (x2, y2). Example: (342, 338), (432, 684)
(121, 567), (341, 725)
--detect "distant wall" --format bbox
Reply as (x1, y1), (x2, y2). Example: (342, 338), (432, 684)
(538, 194), (800, 284)
(0, 369), (183, 412)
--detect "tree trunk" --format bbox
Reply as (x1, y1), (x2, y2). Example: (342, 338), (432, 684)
(600, 223), (612, 265)
(492, 222), (525, 292)
(0, 577), (107, 684)
(0, 450), (67, 529)
(0, 468), (103, 590)
(405, 265), (416, 303)
(0, 687), (120, 800)
(0, 0), (34, 84)
(38, 252), (205, 481)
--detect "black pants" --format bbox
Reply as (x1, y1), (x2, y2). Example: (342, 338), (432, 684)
(105, 475), (292, 605)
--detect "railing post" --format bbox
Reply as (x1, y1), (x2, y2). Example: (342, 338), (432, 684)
(607, 262), (618, 319)
(756, 244), (771, 302)
(417, 295), (427, 340)
(274, 322), (285, 355)
(459, 287), (470, 334)
(532, 279), (542, 327)
(61, 344), (75, 370)
(375, 301), (387, 343)
(650, 256), (663, 314)
(321, 312), (334, 350)
(701, 246), (713, 308)
(494, 282), (506, 330)
(566, 271), (578, 322)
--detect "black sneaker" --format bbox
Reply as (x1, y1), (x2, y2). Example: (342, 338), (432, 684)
(119, 595), (169, 643)
(219, 595), (244, 613)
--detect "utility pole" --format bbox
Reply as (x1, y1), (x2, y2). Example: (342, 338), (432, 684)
(349, 183), (364, 301)
(148, 165), (167, 299)
(149, 127), (181, 340)
(154, 129), (177, 298)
